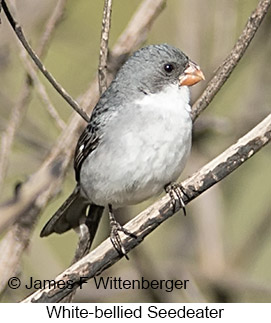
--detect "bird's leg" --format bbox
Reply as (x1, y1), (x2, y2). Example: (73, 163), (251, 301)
(165, 183), (188, 216)
(108, 204), (137, 260)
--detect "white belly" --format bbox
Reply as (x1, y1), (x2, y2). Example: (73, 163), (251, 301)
(80, 84), (192, 207)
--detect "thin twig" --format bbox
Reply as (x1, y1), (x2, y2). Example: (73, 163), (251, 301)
(191, 0), (271, 121)
(1, 0), (90, 122)
(22, 111), (271, 302)
(98, 0), (113, 95)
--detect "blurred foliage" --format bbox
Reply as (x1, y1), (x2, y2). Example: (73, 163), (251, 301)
(0, 0), (271, 303)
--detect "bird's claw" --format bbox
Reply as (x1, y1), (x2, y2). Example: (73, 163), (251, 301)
(109, 205), (137, 260)
(165, 183), (187, 216)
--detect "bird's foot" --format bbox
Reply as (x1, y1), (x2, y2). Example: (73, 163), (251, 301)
(165, 183), (187, 216)
(108, 205), (137, 260)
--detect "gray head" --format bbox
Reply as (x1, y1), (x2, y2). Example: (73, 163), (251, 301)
(113, 44), (190, 96)
(92, 44), (204, 124)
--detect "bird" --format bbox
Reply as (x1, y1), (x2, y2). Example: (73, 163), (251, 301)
(40, 44), (204, 257)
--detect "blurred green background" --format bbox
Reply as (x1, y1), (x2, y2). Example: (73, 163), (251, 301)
(0, 0), (271, 302)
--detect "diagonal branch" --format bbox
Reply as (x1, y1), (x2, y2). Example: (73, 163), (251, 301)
(98, 0), (113, 95)
(22, 111), (271, 303)
(191, 0), (271, 121)
(1, 0), (90, 122)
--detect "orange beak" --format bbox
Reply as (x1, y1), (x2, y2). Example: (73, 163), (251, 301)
(179, 61), (205, 86)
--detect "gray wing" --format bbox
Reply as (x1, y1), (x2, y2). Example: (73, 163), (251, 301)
(74, 85), (120, 182)
(74, 124), (99, 182)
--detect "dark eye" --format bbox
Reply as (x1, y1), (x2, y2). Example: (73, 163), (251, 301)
(164, 63), (174, 73)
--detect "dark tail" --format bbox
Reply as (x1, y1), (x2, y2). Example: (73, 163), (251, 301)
(40, 186), (90, 237)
